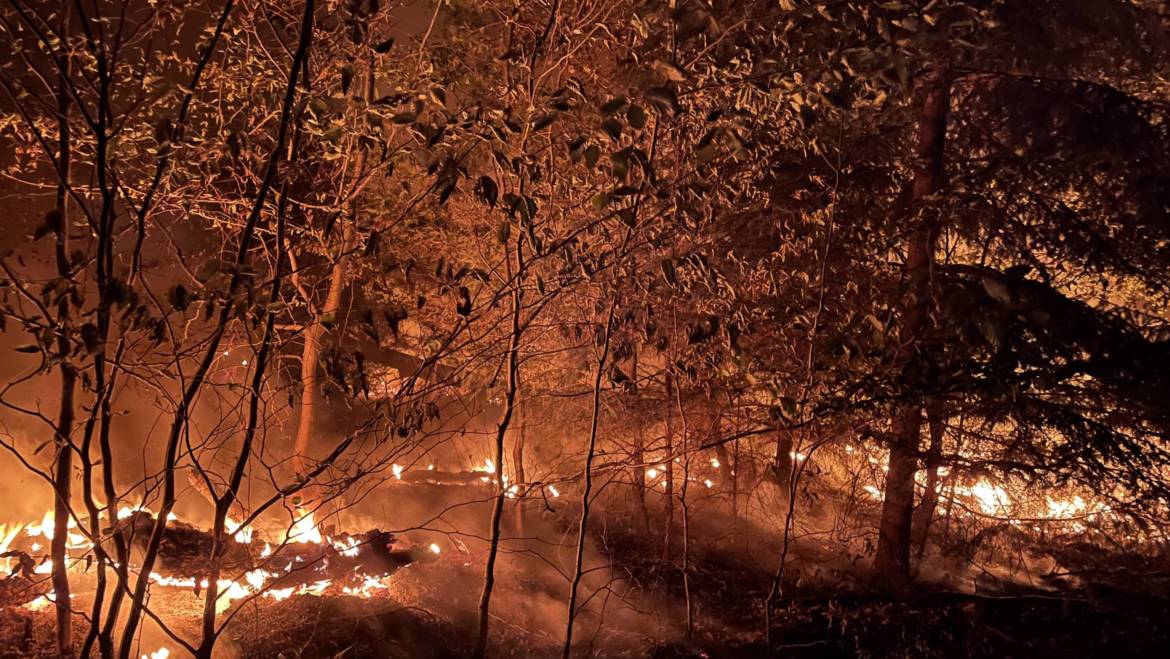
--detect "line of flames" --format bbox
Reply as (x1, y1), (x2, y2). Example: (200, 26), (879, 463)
(4, 508), (443, 620)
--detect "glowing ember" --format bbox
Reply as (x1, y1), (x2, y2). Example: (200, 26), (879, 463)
(142, 648), (169, 659)
(703, 479), (714, 488)
(342, 575), (390, 597)
(710, 458), (720, 468)
(23, 595), (52, 612)
(646, 468), (658, 479)
(429, 543), (441, 554)
(391, 464), (404, 479)
(548, 485), (560, 498)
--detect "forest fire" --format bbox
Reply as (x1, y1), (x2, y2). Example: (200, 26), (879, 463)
(3, 0), (1170, 657)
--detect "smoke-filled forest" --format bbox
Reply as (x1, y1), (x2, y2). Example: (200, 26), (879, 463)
(1, 1), (1169, 657)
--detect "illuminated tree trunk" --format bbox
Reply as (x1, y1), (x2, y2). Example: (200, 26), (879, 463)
(631, 346), (648, 531)
(291, 61), (368, 486)
(663, 371), (675, 559)
(773, 430), (794, 486)
(513, 391), (527, 486)
(913, 403), (947, 559)
(563, 302), (614, 659)
(196, 188), (287, 659)
(117, 6), (315, 655)
(50, 26), (75, 654)
(475, 234), (525, 659)
(874, 64), (949, 589)
(512, 390), (527, 539)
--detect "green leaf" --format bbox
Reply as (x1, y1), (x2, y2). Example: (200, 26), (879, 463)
(627, 105), (647, 130)
(584, 145), (601, 168)
(661, 260), (677, 285)
(600, 96), (628, 115)
(478, 176), (499, 208)
(600, 118), (622, 142)
(168, 284), (191, 311)
(33, 209), (62, 241)
(646, 86), (681, 116)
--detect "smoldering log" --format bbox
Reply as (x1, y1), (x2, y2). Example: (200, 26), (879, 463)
(257, 530), (425, 591)
(399, 469), (494, 486)
(113, 512), (255, 577)
(113, 513), (429, 585)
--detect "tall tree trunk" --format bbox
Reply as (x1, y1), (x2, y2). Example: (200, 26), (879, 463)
(512, 391), (527, 486)
(196, 187), (288, 659)
(912, 402), (947, 560)
(662, 371), (675, 559)
(631, 346), (648, 531)
(512, 389), (527, 539)
(873, 63), (950, 589)
(773, 430), (794, 486)
(117, 6), (314, 655)
(291, 60), (369, 485)
(51, 26), (75, 653)
(563, 303), (614, 659)
(475, 236), (525, 659)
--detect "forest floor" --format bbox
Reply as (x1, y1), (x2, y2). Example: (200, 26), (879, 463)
(2, 488), (1169, 657)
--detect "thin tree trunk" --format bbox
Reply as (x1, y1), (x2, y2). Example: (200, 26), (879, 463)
(196, 185), (288, 658)
(912, 402), (947, 560)
(50, 26), (75, 653)
(474, 237), (525, 659)
(874, 63), (950, 589)
(773, 430), (794, 486)
(764, 428), (806, 646)
(512, 390), (527, 539)
(117, 6), (314, 655)
(675, 384), (693, 641)
(563, 302), (615, 659)
(662, 371), (675, 559)
(631, 345), (648, 531)
(513, 392), (527, 486)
